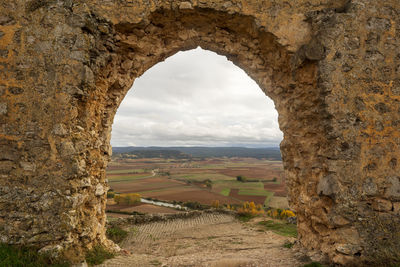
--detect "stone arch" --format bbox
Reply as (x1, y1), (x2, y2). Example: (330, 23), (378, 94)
(1, 1), (399, 266)
(82, 5), (331, 263)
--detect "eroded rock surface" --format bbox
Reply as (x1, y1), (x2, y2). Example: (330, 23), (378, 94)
(0, 0), (399, 265)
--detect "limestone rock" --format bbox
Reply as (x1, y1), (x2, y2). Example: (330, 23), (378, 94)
(179, 2), (193, 10)
(60, 141), (76, 157)
(38, 244), (63, 258)
(0, 103), (7, 115)
(317, 175), (339, 197)
(52, 123), (68, 136)
(362, 177), (378, 196)
(95, 184), (105, 196)
(385, 176), (400, 199)
(79, 177), (91, 188)
(331, 215), (350, 227)
(336, 244), (361, 255)
(371, 198), (393, 212)
(20, 161), (36, 172)
(394, 202), (400, 215)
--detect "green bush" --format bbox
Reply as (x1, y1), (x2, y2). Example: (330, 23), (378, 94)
(85, 245), (114, 266)
(283, 241), (294, 249)
(184, 201), (207, 210)
(0, 243), (70, 267)
(236, 175), (247, 182)
(106, 226), (128, 243)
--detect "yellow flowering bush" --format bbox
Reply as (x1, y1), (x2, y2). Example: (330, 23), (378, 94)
(267, 208), (295, 219)
(237, 201), (264, 217)
(280, 209), (295, 218)
(211, 200), (220, 209)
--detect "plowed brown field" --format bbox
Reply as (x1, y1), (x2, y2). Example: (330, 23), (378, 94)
(229, 189), (266, 205)
(216, 167), (281, 180)
(264, 183), (287, 197)
(110, 177), (186, 193)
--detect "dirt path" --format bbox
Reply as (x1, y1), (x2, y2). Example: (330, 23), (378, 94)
(99, 214), (307, 267)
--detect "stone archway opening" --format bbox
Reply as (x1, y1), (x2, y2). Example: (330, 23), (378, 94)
(87, 6), (330, 264)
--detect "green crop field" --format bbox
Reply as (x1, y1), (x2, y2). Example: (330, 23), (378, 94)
(220, 188), (230, 196)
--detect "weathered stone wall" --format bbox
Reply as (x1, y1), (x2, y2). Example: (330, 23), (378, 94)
(0, 0), (399, 265)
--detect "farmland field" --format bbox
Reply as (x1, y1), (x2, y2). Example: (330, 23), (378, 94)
(106, 157), (287, 215)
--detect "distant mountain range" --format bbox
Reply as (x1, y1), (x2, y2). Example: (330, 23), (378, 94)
(112, 146), (282, 160)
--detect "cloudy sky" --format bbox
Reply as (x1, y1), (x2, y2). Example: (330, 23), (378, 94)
(111, 48), (283, 148)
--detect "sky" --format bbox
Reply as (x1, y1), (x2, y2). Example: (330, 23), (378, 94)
(110, 47), (283, 148)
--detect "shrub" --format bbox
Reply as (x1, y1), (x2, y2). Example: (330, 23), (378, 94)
(106, 226), (128, 243)
(280, 209), (296, 219)
(237, 201), (264, 219)
(205, 179), (212, 188)
(85, 245), (114, 266)
(266, 208), (296, 220)
(236, 175), (247, 182)
(283, 241), (294, 248)
(114, 193), (141, 205)
(184, 201), (207, 210)
(0, 243), (70, 267)
(211, 200), (220, 209)
(106, 210), (144, 216)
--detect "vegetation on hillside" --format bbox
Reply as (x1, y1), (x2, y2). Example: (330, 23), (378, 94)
(112, 146), (282, 160)
(117, 149), (191, 159)
(85, 246), (114, 266)
(258, 220), (297, 237)
(0, 243), (70, 267)
(106, 226), (129, 243)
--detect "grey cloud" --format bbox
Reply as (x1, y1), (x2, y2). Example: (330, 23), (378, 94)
(111, 48), (282, 147)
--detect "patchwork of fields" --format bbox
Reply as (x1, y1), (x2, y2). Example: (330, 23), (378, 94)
(106, 157), (287, 214)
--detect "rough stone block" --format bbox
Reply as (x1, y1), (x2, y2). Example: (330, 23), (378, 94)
(0, 103), (7, 115)
(385, 176), (400, 199)
(95, 184), (105, 196)
(372, 198), (393, 212)
(179, 2), (193, 9)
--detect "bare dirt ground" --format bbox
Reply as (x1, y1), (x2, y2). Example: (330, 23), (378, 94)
(119, 204), (183, 214)
(99, 214), (308, 267)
